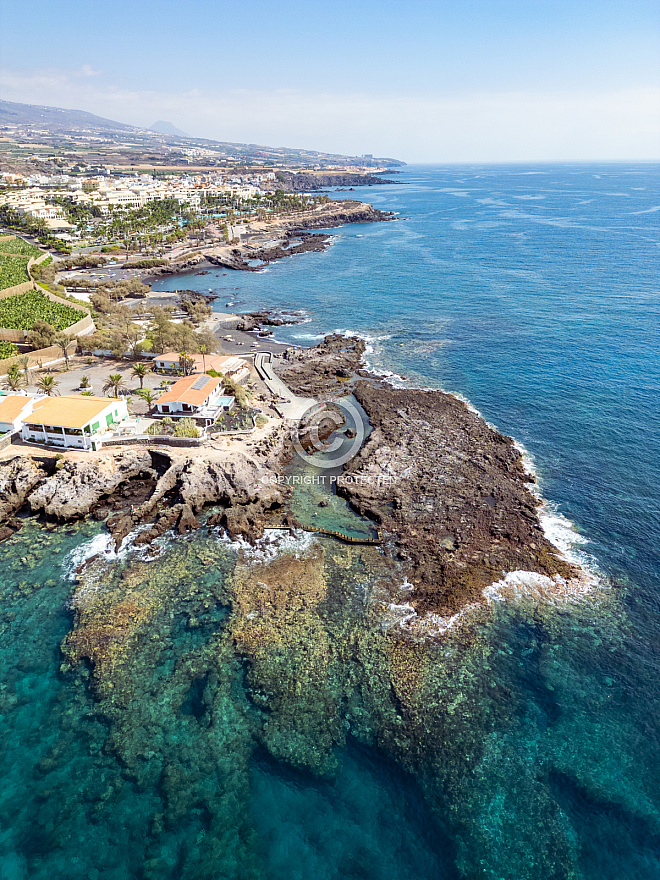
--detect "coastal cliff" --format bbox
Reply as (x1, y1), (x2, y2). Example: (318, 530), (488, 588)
(0, 444), (289, 549)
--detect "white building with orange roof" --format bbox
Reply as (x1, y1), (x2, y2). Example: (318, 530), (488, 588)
(153, 353), (249, 383)
(21, 396), (128, 450)
(154, 374), (234, 426)
(0, 395), (39, 436)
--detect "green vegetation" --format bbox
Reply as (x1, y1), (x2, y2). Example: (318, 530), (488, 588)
(135, 387), (155, 410)
(103, 373), (125, 398)
(0, 236), (42, 258)
(3, 364), (23, 390)
(214, 406), (258, 432)
(0, 341), (19, 359)
(26, 319), (56, 349)
(0, 291), (83, 331)
(0, 254), (31, 290)
(173, 417), (200, 438)
(69, 254), (107, 269)
(35, 374), (60, 396)
(146, 416), (199, 438)
(123, 258), (167, 269)
(222, 376), (248, 408)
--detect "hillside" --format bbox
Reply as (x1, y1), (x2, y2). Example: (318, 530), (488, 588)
(0, 99), (405, 170)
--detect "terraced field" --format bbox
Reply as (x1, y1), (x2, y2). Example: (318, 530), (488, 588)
(0, 290), (82, 331)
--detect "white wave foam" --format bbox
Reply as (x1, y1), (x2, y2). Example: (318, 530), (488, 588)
(483, 568), (598, 604)
(63, 532), (116, 579)
(511, 439), (597, 573)
(364, 366), (409, 387)
(379, 598), (484, 637)
(63, 525), (169, 586)
(216, 527), (317, 565)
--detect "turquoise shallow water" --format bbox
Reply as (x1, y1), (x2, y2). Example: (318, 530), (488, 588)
(1, 164), (659, 878)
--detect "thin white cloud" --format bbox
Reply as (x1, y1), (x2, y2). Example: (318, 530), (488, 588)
(1, 66), (658, 162)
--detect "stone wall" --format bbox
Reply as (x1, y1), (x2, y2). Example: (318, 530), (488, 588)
(0, 342), (72, 376)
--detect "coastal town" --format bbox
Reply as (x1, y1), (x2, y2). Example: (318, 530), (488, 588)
(0, 150), (396, 476)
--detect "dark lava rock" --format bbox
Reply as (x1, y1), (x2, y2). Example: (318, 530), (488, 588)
(334, 381), (577, 616)
(276, 334), (366, 399)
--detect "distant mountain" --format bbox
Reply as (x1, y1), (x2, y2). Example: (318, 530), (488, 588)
(0, 98), (405, 168)
(0, 99), (137, 133)
(149, 120), (189, 137)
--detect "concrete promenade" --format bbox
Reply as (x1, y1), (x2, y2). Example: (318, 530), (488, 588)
(254, 351), (316, 421)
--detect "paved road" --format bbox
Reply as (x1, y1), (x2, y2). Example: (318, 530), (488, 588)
(254, 352), (316, 421)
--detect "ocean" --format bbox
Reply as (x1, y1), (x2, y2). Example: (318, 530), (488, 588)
(1, 164), (658, 879)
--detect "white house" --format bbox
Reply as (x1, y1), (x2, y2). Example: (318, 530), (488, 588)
(0, 395), (38, 435)
(155, 373), (234, 426)
(21, 395), (129, 450)
(152, 353), (249, 382)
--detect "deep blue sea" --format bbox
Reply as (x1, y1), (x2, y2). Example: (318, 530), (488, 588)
(1, 164), (659, 879)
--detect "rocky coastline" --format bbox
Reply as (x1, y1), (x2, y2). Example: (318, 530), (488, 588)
(273, 171), (401, 192)
(143, 199), (395, 278)
(275, 335), (581, 616)
(0, 439), (292, 555)
(0, 332), (581, 621)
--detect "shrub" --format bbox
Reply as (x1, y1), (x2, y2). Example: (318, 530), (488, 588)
(173, 417), (200, 438)
(122, 258), (167, 269)
(72, 254), (107, 268)
(26, 319), (57, 349)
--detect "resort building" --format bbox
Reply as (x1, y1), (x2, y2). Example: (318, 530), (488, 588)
(0, 395), (39, 435)
(154, 374), (234, 426)
(21, 396), (129, 450)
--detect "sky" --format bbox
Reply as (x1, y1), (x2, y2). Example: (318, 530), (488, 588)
(1, 0), (659, 162)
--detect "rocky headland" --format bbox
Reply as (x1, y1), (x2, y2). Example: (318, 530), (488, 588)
(274, 335), (581, 617)
(204, 200), (394, 272)
(273, 171), (401, 192)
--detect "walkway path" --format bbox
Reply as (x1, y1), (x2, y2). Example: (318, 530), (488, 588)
(254, 351), (316, 421)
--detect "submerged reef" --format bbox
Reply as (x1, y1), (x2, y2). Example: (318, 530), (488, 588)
(51, 516), (640, 880)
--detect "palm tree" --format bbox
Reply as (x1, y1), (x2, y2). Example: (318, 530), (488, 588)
(199, 344), (208, 372)
(36, 375), (60, 396)
(16, 355), (32, 386)
(3, 365), (24, 392)
(135, 387), (156, 412)
(131, 362), (149, 388)
(103, 373), (125, 398)
(54, 332), (72, 368)
(178, 351), (194, 376)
